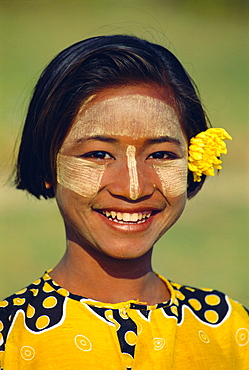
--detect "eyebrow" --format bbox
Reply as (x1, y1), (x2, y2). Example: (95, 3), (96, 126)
(75, 135), (118, 144)
(145, 136), (181, 145)
(74, 135), (181, 146)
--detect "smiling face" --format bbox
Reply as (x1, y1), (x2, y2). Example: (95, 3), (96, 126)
(55, 85), (188, 260)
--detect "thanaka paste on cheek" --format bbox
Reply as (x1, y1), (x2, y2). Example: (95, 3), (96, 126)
(153, 159), (188, 197)
(126, 145), (140, 200)
(62, 95), (184, 147)
(57, 153), (106, 198)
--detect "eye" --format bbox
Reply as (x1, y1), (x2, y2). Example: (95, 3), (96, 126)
(80, 151), (114, 160)
(147, 151), (179, 160)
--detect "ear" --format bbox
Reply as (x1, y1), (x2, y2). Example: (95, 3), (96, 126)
(44, 181), (53, 189)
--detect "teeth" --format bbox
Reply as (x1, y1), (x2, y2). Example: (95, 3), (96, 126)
(117, 212), (122, 221)
(130, 213), (138, 222)
(101, 211), (152, 223)
(123, 213), (130, 222)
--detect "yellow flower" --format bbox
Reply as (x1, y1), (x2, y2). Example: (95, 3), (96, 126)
(188, 128), (232, 182)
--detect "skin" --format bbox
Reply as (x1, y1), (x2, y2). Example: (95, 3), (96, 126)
(50, 84), (188, 304)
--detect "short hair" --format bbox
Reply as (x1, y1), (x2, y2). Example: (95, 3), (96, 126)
(15, 34), (210, 199)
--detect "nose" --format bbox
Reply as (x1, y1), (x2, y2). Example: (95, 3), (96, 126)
(126, 145), (139, 200)
(107, 145), (155, 201)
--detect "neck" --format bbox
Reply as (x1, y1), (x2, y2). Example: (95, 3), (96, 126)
(50, 240), (170, 304)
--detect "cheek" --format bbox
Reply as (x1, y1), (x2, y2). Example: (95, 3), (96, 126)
(153, 160), (188, 197)
(57, 154), (106, 198)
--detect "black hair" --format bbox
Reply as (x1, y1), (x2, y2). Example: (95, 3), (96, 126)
(15, 34), (209, 199)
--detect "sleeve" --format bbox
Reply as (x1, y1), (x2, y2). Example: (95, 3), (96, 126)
(0, 297), (15, 368)
(229, 298), (249, 369)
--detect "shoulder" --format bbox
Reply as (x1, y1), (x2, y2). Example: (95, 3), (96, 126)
(0, 278), (41, 349)
(0, 273), (68, 352)
(0, 276), (44, 316)
(163, 277), (249, 327)
(160, 279), (249, 366)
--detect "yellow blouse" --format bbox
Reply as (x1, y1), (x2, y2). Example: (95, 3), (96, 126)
(0, 271), (248, 369)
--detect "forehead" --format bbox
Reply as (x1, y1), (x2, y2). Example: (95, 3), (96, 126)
(63, 93), (185, 145)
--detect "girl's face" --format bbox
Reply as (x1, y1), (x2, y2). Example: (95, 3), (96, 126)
(55, 84), (188, 260)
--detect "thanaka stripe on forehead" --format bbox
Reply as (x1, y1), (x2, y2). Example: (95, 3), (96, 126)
(64, 94), (181, 144)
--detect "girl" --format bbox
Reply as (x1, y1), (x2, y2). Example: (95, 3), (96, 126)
(0, 35), (248, 369)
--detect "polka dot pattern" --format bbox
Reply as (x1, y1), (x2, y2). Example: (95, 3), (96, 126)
(57, 288), (70, 297)
(170, 306), (178, 315)
(122, 352), (133, 368)
(125, 330), (137, 346)
(27, 304), (35, 318)
(88, 305), (137, 361)
(188, 298), (202, 311)
(15, 288), (27, 295)
(36, 315), (50, 330)
(162, 281), (231, 326)
(13, 298), (26, 306)
(42, 282), (54, 293)
(30, 289), (39, 296)
(42, 296), (58, 309)
(205, 294), (221, 306)
(0, 270), (247, 366)
(175, 291), (185, 301)
(204, 310), (219, 324)
(0, 301), (8, 308)
(33, 279), (41, 285)
(0, 272), (67, 348)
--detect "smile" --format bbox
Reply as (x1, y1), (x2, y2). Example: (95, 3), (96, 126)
(100, 210), (152, 224)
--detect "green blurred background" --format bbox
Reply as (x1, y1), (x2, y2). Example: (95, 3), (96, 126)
(1, 0), (248, 305)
